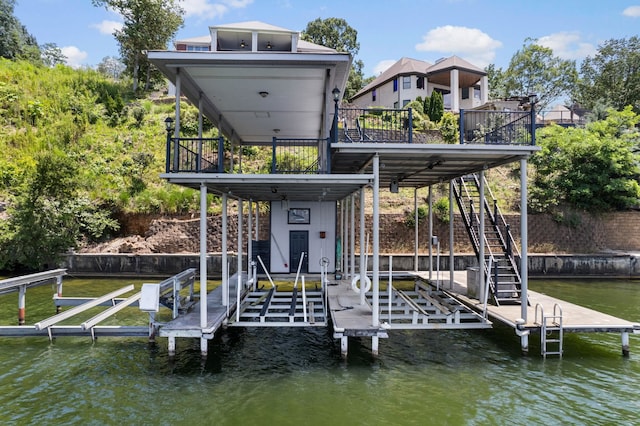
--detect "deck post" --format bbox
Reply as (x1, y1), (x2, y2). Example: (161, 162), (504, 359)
(173, 68), (181, 171)
(479, 170), (486, 302)
(55, 275), (63, 313)
(622, 332), (630, 356)
(200, 182), (208, 356)
(359, 188), (366, 305)
(428, 185), (433, 280)
(168, 336), (176, 357)
(248, 199), (253, 271)
(18, 285), (26, 325)
(372, 154), (380, 327)
(341, 336), (348, 358)
(414, 188), (419, 271)
(340, 200), (345, 274)
(344, 198), (349, 278)
(372, 336), (379, 356)
(520, 159), (528, 322)
(449, 181), (454, 289)
(238, 198), (244, 283)
(222, 193), (228, 307)
(350, 194), (355, 282)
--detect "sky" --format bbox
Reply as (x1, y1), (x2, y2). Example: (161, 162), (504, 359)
(13, 0), (640, 77)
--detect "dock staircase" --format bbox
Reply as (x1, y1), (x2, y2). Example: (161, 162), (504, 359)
(453, 174), (523, 306)
(535, 303), (564, 358)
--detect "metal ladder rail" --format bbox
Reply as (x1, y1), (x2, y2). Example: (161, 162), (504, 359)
(535, 303), (564, 358)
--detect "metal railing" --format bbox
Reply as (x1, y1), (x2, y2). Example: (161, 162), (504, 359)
(459, 109), (535, 145)
(337, 107), (413, 143)
(271, 138), (325, 174)
(166, 136), (224, 173)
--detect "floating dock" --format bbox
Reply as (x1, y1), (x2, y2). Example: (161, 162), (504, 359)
(0, 268), (638, 360)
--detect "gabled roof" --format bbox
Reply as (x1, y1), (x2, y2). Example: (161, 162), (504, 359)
(427, 55), (485, 76)
(352, 57), (430, 100)
(211, 21), (293, 33)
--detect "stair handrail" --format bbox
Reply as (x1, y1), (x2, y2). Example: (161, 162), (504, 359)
(482, 255), (496, 318)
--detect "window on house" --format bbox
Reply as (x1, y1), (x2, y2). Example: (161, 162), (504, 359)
(186, 45), (209, 51)
(462, 87), (469, 99)
(372, 89), (377, 102)
(403, 76), (411, 89)
(402, 99), (410, 107)
(393, 101), (399, 109)
(393, 79), (398, 92)
(417, 77), (424, 89)
(474, 86), (481, 99)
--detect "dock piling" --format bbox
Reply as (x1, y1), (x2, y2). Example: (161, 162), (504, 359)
(18, 285), (26, 325)
(622, 332), (630, 357)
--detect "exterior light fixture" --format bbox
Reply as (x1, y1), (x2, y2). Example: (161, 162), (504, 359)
(240, 40), (246, 48)
(164, 116), (174, 131)
(259, 91), (269, 98)
(332, 87), (340, 102)
(528, 93), (538, 105)
(266, 41), (272, 49)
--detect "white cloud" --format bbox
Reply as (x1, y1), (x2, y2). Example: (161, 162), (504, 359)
(91, 20), (123, 35)
(61, 46), (88, 68)
(415, 25), (502, 68)
(181, 0), (253, 19)
(537, 32), (597, 61)
(373, 60), (396, 76)
(622, 5), (640, 17)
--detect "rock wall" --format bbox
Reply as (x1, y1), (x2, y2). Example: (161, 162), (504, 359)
(87, 210), (640, 255)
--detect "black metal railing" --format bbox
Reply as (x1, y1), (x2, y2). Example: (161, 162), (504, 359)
(166, 136), (224, 173)
(459, 109), (536, 145)
(337, 107), (413, 143)
(271, 138), (326, 174)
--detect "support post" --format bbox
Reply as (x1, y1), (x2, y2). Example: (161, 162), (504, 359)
(414, 187), (419, 271)
(238, 198), (244, 285)
(168, 336), (176, 357)
(56, 275), (63, 313)
(359, 188), (366, 305)
(479, 170), (486, 302)
(341, 336), (348, 358)
(520, 159), (528, 322)
(428, 186), (433, 280)
(199, 183), (208, 356)
(622, 332), (630, 356)
(372, 155), (380, 327)
(18, 284), (26, 325)
(222, 193), (228, 307)
(449, 181), (455, 289)
(350, 195), (355, 282)
(372, 336), (379, 357)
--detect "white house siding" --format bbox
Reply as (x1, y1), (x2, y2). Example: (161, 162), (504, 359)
(269, 200), (336, 274)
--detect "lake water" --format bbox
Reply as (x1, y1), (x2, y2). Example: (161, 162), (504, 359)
(0, 278), (638, 425)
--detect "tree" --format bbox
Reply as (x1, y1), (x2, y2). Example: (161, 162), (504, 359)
(301, 17), (364, 99)
(502, 39), (577, 110)
(426, 91), (444, 122)
(92, 0), (184, 92)
(0, 0), (39, 61)
(530, 107), (640, 213)
(485, 63), (506, 100)
(574, 36), (640, 113)
(40, 43), (65, 67)
(97, 55), (125, 79)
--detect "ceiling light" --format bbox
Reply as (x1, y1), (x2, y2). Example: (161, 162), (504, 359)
(240, 40), (246, 48)
(259, 91), (269, 98)
(266, 41), (272, 49)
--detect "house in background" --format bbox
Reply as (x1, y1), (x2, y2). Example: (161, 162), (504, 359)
(349, 56), (488, 112)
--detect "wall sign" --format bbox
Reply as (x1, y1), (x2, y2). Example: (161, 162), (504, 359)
(288, 208), (310, 224)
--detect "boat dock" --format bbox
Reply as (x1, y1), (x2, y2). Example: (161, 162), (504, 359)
(0, 268), (638, 359)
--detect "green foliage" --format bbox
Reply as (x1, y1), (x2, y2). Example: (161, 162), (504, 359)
(530, 107), (640, 213)
(92, 0), (184, 92)
(438, 112), (459, 144)
(426, 91), (444, 122)
(502, 38), (578, 110)
(301, 17), (363, 99)
(404, 205), (428, 228)
(575, 36), (640, 113)
(433, 197), (450, 223)
(0, 0), (40, 61)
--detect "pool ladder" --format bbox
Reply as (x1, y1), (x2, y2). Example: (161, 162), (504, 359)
(535, 303), (564, 358)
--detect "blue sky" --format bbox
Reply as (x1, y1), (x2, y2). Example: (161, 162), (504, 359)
(14, 0), (640, 77)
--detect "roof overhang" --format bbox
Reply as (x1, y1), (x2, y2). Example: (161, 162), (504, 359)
(160, 173), (373, 202)
(147, 50), (351, 144)
(330, 143), (540, 188)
